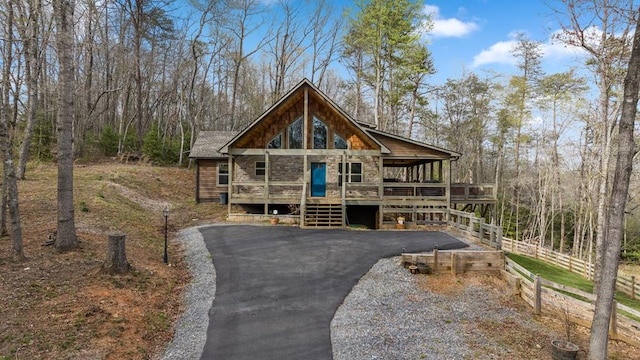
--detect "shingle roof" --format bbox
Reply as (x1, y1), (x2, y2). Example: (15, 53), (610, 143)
(189, 131), (238, 159)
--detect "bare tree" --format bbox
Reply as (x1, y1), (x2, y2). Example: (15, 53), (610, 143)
(224, 0), (270, 127)
(1, 1), (25, 261)
(53, 0), (78, 251)
(15, 0), (43, 180)
(555, 0), (635, 289)
(588, 6), (640, 358)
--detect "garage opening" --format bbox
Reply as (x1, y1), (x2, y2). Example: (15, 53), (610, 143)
(346, 205), (378, 229)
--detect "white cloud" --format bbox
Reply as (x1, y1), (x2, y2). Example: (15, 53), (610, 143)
(471, 31), (587, 68)
(424, 4), (479, 38)
(472, 41), (517, 67)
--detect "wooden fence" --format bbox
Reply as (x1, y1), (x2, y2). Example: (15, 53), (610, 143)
(447, 209), (640, 300)
(504, 257), (640, 348)
(401, 250), (504, 275)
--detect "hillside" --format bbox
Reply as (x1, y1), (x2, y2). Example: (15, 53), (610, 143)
(0, 162), (226, 359)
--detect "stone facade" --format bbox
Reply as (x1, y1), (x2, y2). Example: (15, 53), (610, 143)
(232, 154), (382, 200)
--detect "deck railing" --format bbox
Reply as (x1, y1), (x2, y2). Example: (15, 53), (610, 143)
(382, 182), (447, 198)
(450, 183), (496, 201)
(231, 181), (496, 203)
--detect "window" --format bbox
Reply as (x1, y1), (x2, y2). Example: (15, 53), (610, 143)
(313, 116), (328, 149)
(334, 133), (348, 149)
(338, 162), (363, 186)
(268, 133), (282, 149)
(288, 117), (303, 149)
(350, 163), (362, 182)
(255, 161), (266, 176)
(217, 163), (229, 186)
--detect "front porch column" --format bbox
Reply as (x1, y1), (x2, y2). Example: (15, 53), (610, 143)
(227, 155), (233, 215)
(264, 152), (270, 215)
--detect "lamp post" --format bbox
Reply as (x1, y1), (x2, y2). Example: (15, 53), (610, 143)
(163, 206), (169, 264)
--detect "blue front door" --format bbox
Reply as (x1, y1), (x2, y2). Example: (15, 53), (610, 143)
(311, 163), (326, 197)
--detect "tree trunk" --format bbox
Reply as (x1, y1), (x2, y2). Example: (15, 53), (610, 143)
(588, 8), (640, 358)
(53, 0), (78, 251)
(17, 0), (41, 180)
(1, 2), (25, 261)
(101, 233), (131, 275)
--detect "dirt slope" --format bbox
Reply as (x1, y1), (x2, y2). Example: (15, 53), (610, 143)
(0, 162), (226, 359)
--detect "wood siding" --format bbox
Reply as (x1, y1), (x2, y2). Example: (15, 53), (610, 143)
(196, 159), (226, 202)
(374, 132), (450, 157)
(233, 84), (377, 151)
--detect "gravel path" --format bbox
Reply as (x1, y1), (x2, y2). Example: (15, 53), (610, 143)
(160, 226), (216, 360)
(330, 257), (547, 360)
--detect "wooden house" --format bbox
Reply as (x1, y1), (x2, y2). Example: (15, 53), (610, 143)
(190, 79), (496, 228)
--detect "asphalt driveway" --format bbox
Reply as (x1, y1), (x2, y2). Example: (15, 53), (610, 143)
(199, 225), (468, 360)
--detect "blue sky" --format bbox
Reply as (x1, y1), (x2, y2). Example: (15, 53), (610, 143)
(422, 0), (587, 84)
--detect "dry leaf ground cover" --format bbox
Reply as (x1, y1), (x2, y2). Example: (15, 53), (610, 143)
(0, 162), (225, 360)
(418, 272), (639, 359)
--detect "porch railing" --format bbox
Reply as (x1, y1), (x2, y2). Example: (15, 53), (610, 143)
(450, 183), (496, 201)
(382, 182), (447, 198)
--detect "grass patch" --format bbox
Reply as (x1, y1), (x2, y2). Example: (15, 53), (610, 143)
(508, 253), (594, 293)
(507, 253), (640, 314)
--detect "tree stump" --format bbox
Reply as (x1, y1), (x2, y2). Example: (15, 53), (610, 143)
(102, 232), (130, 275)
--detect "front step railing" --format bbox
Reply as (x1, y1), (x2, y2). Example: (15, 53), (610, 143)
(304, 203), (343, 227)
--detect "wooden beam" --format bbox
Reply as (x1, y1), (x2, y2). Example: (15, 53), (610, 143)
(227, 155), (232, 216)
(228, 148), (381, 156)
(304, 87), (309, 149)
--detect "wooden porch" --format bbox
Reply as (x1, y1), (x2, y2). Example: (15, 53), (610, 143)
(229, 181), (494, 203)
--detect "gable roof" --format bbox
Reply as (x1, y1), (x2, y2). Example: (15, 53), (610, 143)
(189, 131), (238, 159)
(219, 78), (389, 154)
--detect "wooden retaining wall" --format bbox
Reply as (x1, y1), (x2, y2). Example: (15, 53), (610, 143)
(401, 250), (504, 275)
(446, 209), (640, 300)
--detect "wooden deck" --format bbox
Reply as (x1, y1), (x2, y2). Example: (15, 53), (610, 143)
(230, 181), (496, 205)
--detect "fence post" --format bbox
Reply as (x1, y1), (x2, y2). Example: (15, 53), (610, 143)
(496, 226), (503, 250)
(610, 300), (618, 338)
(451, 252), (457, 276)
(632, 276), (636, 300)
(534, 274), (541, 315)
(568, 256), (572, 273)
(433, 248), (438, 272)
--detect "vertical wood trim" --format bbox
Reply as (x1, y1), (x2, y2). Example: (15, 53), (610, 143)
(227, 155), (233, 215)
(265, 152), (270, 201)
(378, 156), (384, 199)
(195, 161), (200, 203)
(304, 88), (309, 149)
(341, 152), (347, 200)
(304, 153), (309, 200)
(444, 160), (451, 207)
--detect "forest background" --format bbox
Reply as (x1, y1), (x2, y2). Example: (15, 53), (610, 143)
(1, 0), (639, 267)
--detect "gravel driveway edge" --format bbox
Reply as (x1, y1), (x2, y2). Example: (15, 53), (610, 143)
(160, 226), (216, 360)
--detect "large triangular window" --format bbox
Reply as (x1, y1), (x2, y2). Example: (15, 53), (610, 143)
(288, 117), (303, 149)
(313, 116), (328, 149)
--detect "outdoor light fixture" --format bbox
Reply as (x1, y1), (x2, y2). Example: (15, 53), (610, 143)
(163, 206), (169, 264)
